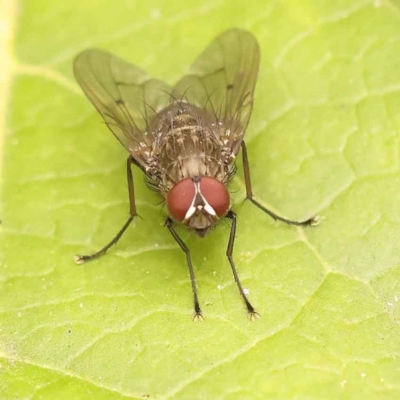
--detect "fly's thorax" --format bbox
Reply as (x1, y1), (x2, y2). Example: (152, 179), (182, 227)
(148, 102), (234, 192)
(160, 122), (224, 187)
(166, 176), (230, 235)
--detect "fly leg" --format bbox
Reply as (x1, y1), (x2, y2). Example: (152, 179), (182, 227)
(166, 217), (203, 320)
(75, 156), (139, 264)
(225, 210), (259, 320)
(241, 141), (319, 226)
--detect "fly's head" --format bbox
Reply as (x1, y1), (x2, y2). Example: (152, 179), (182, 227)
(166, 176), (230, 236)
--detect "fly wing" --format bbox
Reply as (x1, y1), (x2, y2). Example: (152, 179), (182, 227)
(173, 28), (260, 156)
(73, 49), (173, 168)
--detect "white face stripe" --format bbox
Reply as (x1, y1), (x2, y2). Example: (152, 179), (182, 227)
(203, 203), (216, 216)
(183, 180), (217, 221)
(183, 203), (197, 221)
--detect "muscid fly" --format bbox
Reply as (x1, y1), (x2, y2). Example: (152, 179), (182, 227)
(73, 28), (318, 320)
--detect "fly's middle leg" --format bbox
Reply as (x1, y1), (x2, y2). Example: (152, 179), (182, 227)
(241, 141), (319, 227)
(75, 156), (139, 264)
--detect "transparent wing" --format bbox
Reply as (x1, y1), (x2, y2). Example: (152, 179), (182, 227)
(73, 49), (173, 167)
(173, 28), (260, 155)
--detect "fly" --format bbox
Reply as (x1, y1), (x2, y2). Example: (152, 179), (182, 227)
(73, 28), (319, 320)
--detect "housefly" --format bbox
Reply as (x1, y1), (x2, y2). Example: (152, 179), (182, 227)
(73, 28), (318, 320)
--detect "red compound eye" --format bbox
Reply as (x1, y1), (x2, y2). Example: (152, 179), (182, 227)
(200, 177), (230, 218)
(167, 178), (195, 222)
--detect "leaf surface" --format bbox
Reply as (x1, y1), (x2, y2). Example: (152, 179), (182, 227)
(1, 1), (400, 399)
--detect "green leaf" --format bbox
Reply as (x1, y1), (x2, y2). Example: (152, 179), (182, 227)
(2, 0), (400, 399)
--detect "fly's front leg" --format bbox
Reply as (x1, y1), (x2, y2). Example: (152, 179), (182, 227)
(225, 210), (259, 320)
(165, 217), (203, 320)
(241, 141), (319, 226)
(75, 156), (139, 264)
